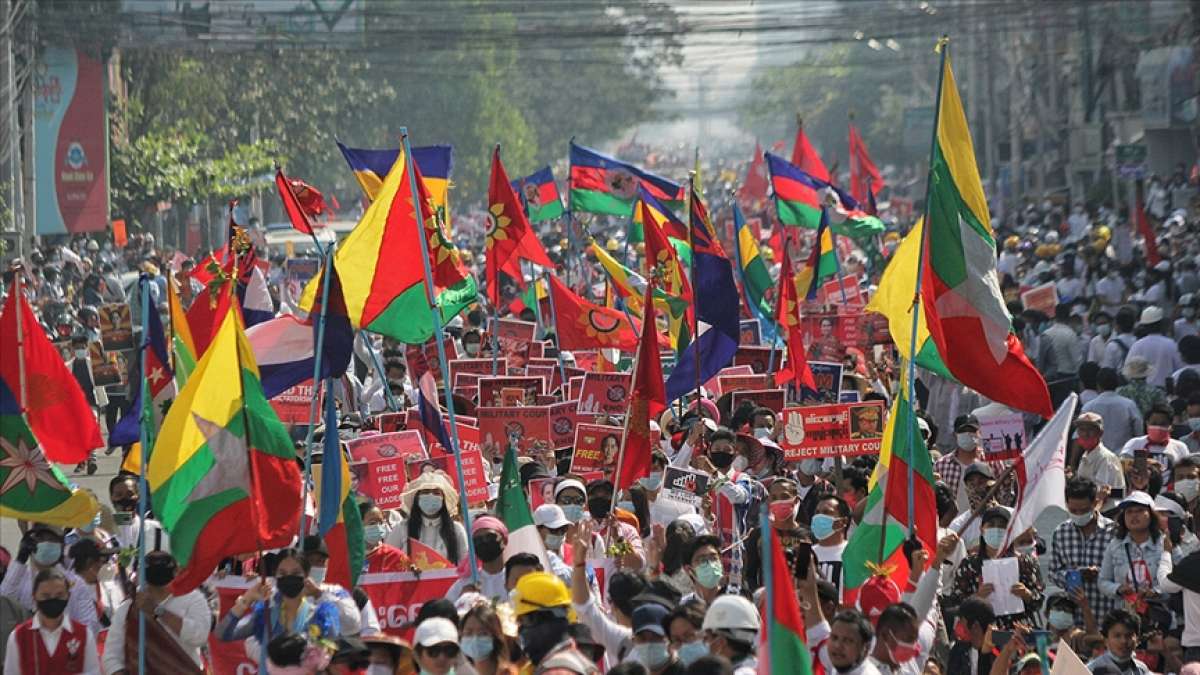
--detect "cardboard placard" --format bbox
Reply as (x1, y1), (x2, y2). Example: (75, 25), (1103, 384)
(449, 358), (504, 386)
(839, 391), (861, 403)
(406, 337), (458, 387)
(568, 376), (586, 400)
(452, 425), (491, 506)
(576, 372), (633, 415)
(730, 388), (786, 414)
(345, 430), (428, 510)
(269, 378), (319, 425)
(803, 361), (844, 404)
(570, 423), (623, 473)
(500, 387), (526, 407)
(733, 345), (774, 373)
(87, 342), (126, 387)
(817, 278), (864, 306)
(549, 401), (582, 449)
(801, 311), (865, 362)
(1021, 282), (1059, 316)
(345, 430), (428, 463)
(525, 364), (555, 391)
(529, 469), (607, 510)
(477, 406), (552, 453)
(777, 402), (886, 460)
(739, 319), (762, 346)
(99, 303), (134, 352)
(478, 376), (544, 407)
(661, 466), (711, 507)
(377, 411), (408, 433)
(454, 372), (482, 389)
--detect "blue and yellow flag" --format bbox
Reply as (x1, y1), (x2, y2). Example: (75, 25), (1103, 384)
(336, 141), (454, 234)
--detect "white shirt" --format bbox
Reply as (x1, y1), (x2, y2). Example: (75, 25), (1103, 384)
(1076, 444), (1127, 511)
(4, 615), (101, 675)
(1102, 333), (1137, 371)
(813, 540), (848, 594)
(0, 561), (98, 631)
(1056, 277), (1085, 303)
(1087, 335), (1109, 364)
(1175, 319), (1199, 340)
(1127, 334), (1183, 388)
(101, 590), (212, 673)
(1081, 392), (1144, 452)
(446, 567), (507, 604)
(1119, 436), (1190, 482)
(1182, 588), (1200, 648)
(1096, 276), (1127, 307)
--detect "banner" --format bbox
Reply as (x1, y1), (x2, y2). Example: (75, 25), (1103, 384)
(978, 410), (1027, 461)
(34, 47), (108, 235)
(777, 402), (886, 460)
(800, 311), (865, 362)
(576, 372), (633, 415)
(716, 373), (769, 396)
(477, 406), (552, 453)
(478, 376), (544, 407)
(803, 361), (844, 404)
(661, 467), (711, 508)
(816, 278), (864, 306)
(377, 411), (407, 433)
(570, 423), (623, 474)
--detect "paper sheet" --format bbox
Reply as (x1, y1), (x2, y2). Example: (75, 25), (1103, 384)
(982, 557), (1025, 616)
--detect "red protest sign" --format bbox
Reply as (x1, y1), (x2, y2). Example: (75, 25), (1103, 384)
(377, 411), (408, 433)
(269, 379), (321, 425)
(570, 423), (623, 474)
(477, 406), (552, 453)
(525, 364), (555, 391)
(362, 570), (459, 643)
(568, 376), (585, 400)
(576, 372), (633, 415)
(529, 469), (607, 510)
(730, 388), (786, 414)
(478, 376), (544, 407)
(549, 401), (582, 449)
(496, 318), (537, 370)
(817, 278), (864, 306)
(801, 310), (866, 362)
(777, 402), (885, 461)
(733, 346), (774, 373)
(346, 431), (428, 463)
(717, 374), (770, 396)
(346, 431), (428, 510)
(454, 372), (482, 389)
(407, 336), (458, 386)
(209, 578), (261, 674)
(402, 453), (488, 508)
(449, 358), (504, 386)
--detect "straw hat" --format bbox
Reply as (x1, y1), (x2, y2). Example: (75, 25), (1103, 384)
(399, 469), (458, 516)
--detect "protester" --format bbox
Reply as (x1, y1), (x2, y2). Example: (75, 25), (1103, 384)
(3, 568), (101, 675)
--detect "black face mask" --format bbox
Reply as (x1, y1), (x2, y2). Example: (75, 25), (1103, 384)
(709, 451), (734, 470)
(519, 618), (569, 665)
(474, 536), (503, 562)
(144, 562), (176, 587)
(276, 574), (306, 598)
(587, 496), (611, 520)
(113, 498), (138, 512)
(37, 598), (68, 619)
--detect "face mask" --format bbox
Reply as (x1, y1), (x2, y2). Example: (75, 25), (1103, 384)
(709, 451), (734, 470)
(632, 642), (671, 670)
(1189, 419), (1200, 433)
(693, 559), (723, 589)
(887, 634), (921, 664)
(1049, 610), (1075, 630)
(639, 472), (663, 491)
(36, 597), (68, 619)
(33, 542), (62, 567)
(544, 533), (564, 551)
(475, 535), (504, 562)
(74, 349), (87, 359)
(587, 496), (611, 520)
(769, 499), (796, 523)
(418, 493), (444, 516)
(144, 562), (176, 587)
(1176, 478), (1200, 501)
(309, 566), (327, 585)
(1097, 324), (1113, 338)
(364, 523), (386, 545)
(617, 500), (635, 513)
(79, 513), (101, 534)
(1185, 309), (1196, 320)
(1077, 435), (1100, 451)
(1147, 425), (1170, 444)
(679, 639), (707, 665)
(954, 621), (971, 642)
(754, 427), (772, 440)
(561, 504), (585, 524)
(463, 342), (480, 357)
(956, 432), (977, 450)
(731, 455), (749, 472)
(461, 635), (494, 661)
(1016, 543), (1037, 557)
(811, 514), (839, 540)
(982, 527), (1007, 550)
(1070, 511), (1095, 527)
(276, 574), (306, 598)
(800, 458), (824, 476)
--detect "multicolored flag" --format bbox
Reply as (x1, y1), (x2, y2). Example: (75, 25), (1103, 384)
(547, 274), (642, 352)
(773, 233), (817, 395)
(487, 147), (555, 306)
(416, 370), (453, 453)
(766, 151), (823, 229)
(496, 441), (549, 569)
(804, 208), (838, 300)
(590, 243), (691, 352)
(0, 286), (103, 464)
(168, 277), (197, 386)
(758, 523), (813, 675)
(110, 279), (177, 451)
(616, 279), (666, 490)
(637, 187), (693, 303)
(150, 293), (303, 593)
(569, 142), (683, 217)
(848, 122), (884, 205)
(631, 183), (688, 243)
(512, 166), (566, 223)
(336, 141), (454, 233)
(732, 202), (778, 343)
(318, 382), (364, 590)
(919, 50), (1052, 418)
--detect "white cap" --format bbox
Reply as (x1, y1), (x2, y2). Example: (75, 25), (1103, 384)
(554, 478), (587, 499)
(1154, 494), (1186, 518)
(533, 504), (571, 529)
(1140, 306), (1165, 325)
(1120, 491), (1155, 510)
(413, 617), (458, 647)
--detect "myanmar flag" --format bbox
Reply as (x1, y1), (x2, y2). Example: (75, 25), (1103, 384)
(169, 277), (197, 387)
(759, 523), (813, 675)
(149, 298), (302, 593)
(0, 378), (99, 528)
(569, 142), (683, 217)
(919, 51), (1052, 418)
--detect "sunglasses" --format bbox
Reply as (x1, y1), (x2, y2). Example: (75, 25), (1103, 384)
(423, 643), (460, 659)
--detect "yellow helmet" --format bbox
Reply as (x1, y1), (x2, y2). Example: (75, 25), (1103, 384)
(605, 238), (620, 252)
(1094, 225), (1112, 242)
(512, 571), (575, 621)
(883, 231), (902, 244)
(1004, 235), (1020, 250)
(761, 247), (775, 262)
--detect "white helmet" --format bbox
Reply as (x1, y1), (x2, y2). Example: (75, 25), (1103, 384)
(701, 595), (760, 641)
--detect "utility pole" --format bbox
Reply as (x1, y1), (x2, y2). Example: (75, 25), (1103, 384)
(1008, 27), (1023, 216)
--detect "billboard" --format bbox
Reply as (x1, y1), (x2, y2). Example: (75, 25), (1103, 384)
(33, 47), (108, 235)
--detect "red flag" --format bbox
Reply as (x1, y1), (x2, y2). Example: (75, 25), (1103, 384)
(848, 123), (884, 205)
(758, 525), (815, 675)
(773, 237), (817, 393)
(275, 168), (325, 235)
(791, 121), (830, 183)
(639, 200), (694, 303)
(1134, 183), (1161, 266)
(0, 287), (103, 463)
(615, 280), (666, 491)
(185, 258), (237, 358)
(486, 147), (553, 305)
(547, 274), (641, 352)
(739, 141), (769, 209)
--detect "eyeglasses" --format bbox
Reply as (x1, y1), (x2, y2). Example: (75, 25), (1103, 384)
(557, 496), (585, 506)
(424, 643), (460, 659)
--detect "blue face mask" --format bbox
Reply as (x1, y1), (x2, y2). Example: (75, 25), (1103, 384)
(639, 472), (663, 491)
(678, 639), (707, 665)
(617, 501), (635, 513)
(418, 493), (444, 516)
(983, 527), (1008, 550)
(33, 542), (62, 567)
(1048, 610), (1075, 630)
(810, 514), (839, 541)
(693, 559), (723, 589)
(461, 635), (494, 661)
(363, 523), (386, 545)
(561, 504), (585, 524)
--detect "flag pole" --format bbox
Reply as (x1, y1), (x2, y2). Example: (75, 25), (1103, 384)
(541, 270), (570, 392)
(135, 277), (151, 675)
(299, 242), (337, 538)
(688, 173), (703, 405)
(761, 505), (773, 669)
(401, 128), (479, 584)
(566, 137), (576, 288)
(13, 271), (27, 414)
(903, 36), (951, 537)
(359, 332), (399, 412)
(490, 309), (500, 376)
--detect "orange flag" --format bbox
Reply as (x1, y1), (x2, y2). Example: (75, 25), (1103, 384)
(547, 274), (641, 352)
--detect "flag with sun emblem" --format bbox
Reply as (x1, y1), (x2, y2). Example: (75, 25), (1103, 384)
(569, 142), (683, 217)
(0, 378), (100, 528)
(486, 146), (554, 306)
(546, 274), (642, 352)
(150, 294), (302, 593)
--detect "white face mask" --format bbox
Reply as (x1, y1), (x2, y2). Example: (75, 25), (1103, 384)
(731, 455), (749, 472)
(1176, 478), (1200, 501)
(309, 566), (326, 585)
(956, 432), (977, 450)
(753, 427), (772, 440)
(1096, 324), (1112, 338)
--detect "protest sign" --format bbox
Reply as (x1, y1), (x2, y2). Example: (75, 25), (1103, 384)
(455, 372), (483, 390)
(478, 376), (544, 406)
(281, 257), (319, 310)
(526, 364), (555, 391)
(269, 378), (319, 425)
(477, 406), (552, 453)
(87, 342), (126, 387)
(99, 303), (134, 352)
(345, 431), (428, 509)
(978, 410), (1027, 461)
(404, 455), (487, 507)
(568, 376), (586, 400)
(717, 373), (770, 396)
(377, 411), (407, 433)
(500, 387), (526, 406)
(449, 357), (504, 386)
(570, 423), (623, 474)
(1021, 282), (1058, 316)
(839, 391), (861, 403)
(739, 319), (762, 346)
(777, 402), (886, 460)
(803, 361), (844, 404)
(661, 467), (711, 508)
(549, 401), (582, 449)
(407, 336), (458, 386)
(576, 372), (633, 415)
(496, 318), (537, 370)
(731, 388), (786, 414)
(529, 470), (606, 510)
(801, 311), (865, 362)
(816, 278), (864, 306)
(733, 345), (774, 373)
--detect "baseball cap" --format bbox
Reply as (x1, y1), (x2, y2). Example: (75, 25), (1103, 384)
(963, 461), (994, 481)
(1075, 412), (1104, 431)
(954, 414), (980, 432)
(631, 604), (669, 637)
(413, 617), (458, 647)
(534, 504), (571, 529)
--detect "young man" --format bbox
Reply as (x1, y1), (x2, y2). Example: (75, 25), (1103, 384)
(811, 495), (851, 596)
(1100, 306), (1137, 371)
(933, 415), (987, 498)
(1127, 306), (1183, 389)
(700, 595), (760, 675)
(1087, 609), (1153, 675)
(1049, 477), (1116, 625)
(947, 598), (997, 675)
(1120, 404), (1190, 484)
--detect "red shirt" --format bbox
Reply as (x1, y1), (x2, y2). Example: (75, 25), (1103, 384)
(365, 544), (411, 573)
